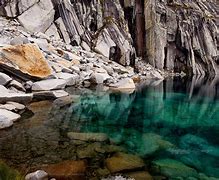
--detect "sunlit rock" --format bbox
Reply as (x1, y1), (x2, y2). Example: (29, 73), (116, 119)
(0, 44), (52, 79)
(90, 72), (111, 84)
(6, 101), (25, 111)
(55, 73), (79, 86)
(0, 92), (33, 104)
(110, 78), (135, 93)
(10, 37), (29, 45)
(32, 79), (67, 91)
(9, 80), (26, 92)
(33, 90), (69, 100)
(18, 0), (55, 33)
(0, 109), (20, 129)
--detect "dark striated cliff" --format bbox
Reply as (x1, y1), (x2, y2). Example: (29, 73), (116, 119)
(142, 0), (219, 75)
(0, 0), (218, 75)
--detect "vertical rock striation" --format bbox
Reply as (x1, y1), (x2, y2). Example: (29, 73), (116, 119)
(0, 0), (218, 75)
(144, 0), (218, 75)
(52, 0), (135, 66)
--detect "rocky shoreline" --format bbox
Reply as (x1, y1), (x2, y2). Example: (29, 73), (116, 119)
(0, 15), (174, 130)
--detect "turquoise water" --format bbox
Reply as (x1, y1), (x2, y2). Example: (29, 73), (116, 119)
(0, 76), (219, 179)
(67, 77), (219, 177)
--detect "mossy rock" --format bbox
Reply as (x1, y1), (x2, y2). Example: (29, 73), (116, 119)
(0, 161), (23, 180)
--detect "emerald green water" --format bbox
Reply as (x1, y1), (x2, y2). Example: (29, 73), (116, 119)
(0, 76), (218, 179)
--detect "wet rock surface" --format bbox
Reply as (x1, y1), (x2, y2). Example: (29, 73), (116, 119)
(42, 160), (87, 180)
(105, 152), (145, 173)
(0, 77), (218, 179)
(152, 159), (199, 178)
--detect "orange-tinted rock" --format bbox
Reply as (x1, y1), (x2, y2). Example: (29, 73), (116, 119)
(0, 44), (52, 78)
(43, 160), (87, 180)
(132, 75), (141, 83)
(105, 152), (145, 173)
(126, 171), (153, 180)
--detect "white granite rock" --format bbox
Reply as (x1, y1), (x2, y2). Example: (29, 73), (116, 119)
(0, 72), (12, 85)
(18, 0), (55, 33)
(0, 109), (21, 129)
(25, 170), (48, 180)
(55, 73), (79, 86)
(32, 79), (67, 91)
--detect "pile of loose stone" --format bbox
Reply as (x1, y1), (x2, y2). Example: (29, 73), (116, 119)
(0, 16), (164, 129)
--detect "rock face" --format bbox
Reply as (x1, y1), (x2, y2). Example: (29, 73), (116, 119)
(18, 1), (55, 33)
(54, 0), (218, 75)
(0, 44), (52, 79)
(143, 0), (218, 75)
(53, 0), (135, 66)
(1, 0), (217, 75)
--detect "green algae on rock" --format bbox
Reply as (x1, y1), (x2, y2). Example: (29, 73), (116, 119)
(152, 159), (198, 178)
(0, 161), (23, 180)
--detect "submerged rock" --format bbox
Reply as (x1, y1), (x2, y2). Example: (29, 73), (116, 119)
(42, 160), (86, 179)
(180, 134), (219, 157)
(105, 152), (145, 173)
(67, 132), (109, 142)
(77, 142), (102, 159)
(126, 171), (153, 180)
(139, 133), (174, 156)
(152, 159), (198, 178)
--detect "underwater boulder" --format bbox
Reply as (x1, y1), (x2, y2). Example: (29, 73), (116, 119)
(152, 159), (198, 178)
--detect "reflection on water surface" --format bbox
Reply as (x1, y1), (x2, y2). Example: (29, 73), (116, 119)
(0, 76), (219, 179)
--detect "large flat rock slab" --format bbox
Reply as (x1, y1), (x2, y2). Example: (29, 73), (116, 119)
(0, 44), (52, 79)
(32, 79), (67, 91)
(33, 90), (69, 100)
(0, 93), (33, 104)
(18, 0), (55, 33)
(42, 160), (86, 179)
